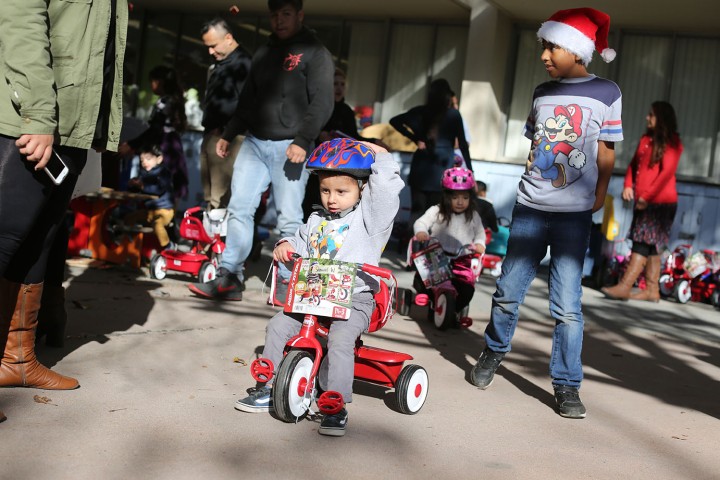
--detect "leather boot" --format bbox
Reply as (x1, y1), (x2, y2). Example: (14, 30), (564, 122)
(601, 253), (647, 301)
(36, 285), (67, 348)
(0, 280), (79, 390)
(630, 255), (661, 302)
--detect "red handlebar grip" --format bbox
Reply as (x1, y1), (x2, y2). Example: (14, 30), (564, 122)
(184, 206), (202, 216)
(360, 263), (392, 279)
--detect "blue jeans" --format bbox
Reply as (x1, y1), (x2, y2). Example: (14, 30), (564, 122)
(484, 203), (592, 388)
(222, 136), (309, 279)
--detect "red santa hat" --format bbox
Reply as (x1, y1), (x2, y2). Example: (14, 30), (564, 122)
(537, 8), (616, 65)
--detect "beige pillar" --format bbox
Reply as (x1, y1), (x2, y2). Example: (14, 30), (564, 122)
(456, 0), (513, 162)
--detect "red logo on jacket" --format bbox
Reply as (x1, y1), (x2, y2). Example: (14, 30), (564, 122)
(283, 53), (303, 71)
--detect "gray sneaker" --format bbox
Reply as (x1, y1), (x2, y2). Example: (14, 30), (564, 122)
(235, 386), (273, 413)
(470, 348), (505, 389)
(554, 386), (586, 419)
(318, 408), (348, 437)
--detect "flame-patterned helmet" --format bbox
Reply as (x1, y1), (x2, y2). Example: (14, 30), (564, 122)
(442, 166), (475, 191)
(306, 138), (375, 179)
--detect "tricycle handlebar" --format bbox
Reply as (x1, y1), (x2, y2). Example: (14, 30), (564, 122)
(360, 263), (392, 279)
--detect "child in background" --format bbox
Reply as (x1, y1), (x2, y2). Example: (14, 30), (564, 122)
(413, 167), (486, 322)
(125, 144), (176, 250)
(475, 180), (498, 233)
(121, 65), (189, 203)
(234, 138), (403, 437)
(469, 7), (623, 419)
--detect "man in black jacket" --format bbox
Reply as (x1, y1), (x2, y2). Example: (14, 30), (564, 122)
(189, 0), (334, 301)
(200, 18), (252, 209)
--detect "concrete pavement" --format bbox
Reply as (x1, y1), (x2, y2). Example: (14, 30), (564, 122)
(1, 248), (718, 480)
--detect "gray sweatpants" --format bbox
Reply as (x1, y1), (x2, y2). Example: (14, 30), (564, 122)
(262, 291), (374, 403)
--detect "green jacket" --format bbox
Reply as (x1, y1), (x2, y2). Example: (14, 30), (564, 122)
(0, 0), (127, 151)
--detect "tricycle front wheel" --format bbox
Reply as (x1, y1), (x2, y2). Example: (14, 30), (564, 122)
(198, 261), (217, 283)
(273, 350), (315, 423)
(149, 254), (167, 280)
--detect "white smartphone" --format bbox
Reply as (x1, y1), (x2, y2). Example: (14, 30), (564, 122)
(43, 149), (69, 185)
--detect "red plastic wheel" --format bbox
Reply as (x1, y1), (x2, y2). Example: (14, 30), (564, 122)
(317, 391), (344, 415)
(250, 358), (275, 383)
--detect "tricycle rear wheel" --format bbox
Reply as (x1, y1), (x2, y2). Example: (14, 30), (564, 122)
(395, 364), (429, 414)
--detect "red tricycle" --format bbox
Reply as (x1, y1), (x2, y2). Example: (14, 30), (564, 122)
(659, 244), (720, 306)
(250, 257), (429, 423)
(149, 206), (226, 283)
(399, 237), (482, 330)
(477, 227), (505, 279)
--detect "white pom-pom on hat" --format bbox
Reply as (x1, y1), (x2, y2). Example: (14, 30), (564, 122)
(600, 48), (616, 63)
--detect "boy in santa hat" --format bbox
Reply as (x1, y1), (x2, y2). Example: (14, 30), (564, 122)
(470, 8), (623, 419)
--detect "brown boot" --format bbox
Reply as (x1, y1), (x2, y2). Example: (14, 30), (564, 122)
(36, 285), (67, 348)
(0, 281), (79, 390)
(630, 255), (661, 302)
(601, 253), (647, 300)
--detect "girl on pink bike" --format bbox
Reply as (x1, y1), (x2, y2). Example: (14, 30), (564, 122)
(412, 167), (486, 324)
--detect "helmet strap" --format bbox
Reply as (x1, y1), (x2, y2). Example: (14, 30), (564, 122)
(312, 200), (361, 220)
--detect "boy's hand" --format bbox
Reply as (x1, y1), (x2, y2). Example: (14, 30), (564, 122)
(286, 144), (307, 164)
(474, 243), (486, 254)
(216, 139), (230, 158)
(117, 142), (134, 158)
(415, 232), (429, 242)
(127, 177), (143, 192)
(273, 242), (296, 263)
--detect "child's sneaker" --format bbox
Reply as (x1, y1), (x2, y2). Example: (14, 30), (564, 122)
(318, 408), (348, 437)
(554, 385), (586, 419)
(234, 386), (273, 413)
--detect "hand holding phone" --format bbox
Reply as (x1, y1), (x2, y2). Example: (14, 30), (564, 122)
(43, 150), (70, 185)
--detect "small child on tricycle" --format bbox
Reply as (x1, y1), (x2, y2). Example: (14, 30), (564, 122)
(234, 138), (404, 437)
(123, 143), (175, 250)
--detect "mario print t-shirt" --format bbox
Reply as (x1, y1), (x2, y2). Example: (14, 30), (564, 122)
(519, 75), (623, 212)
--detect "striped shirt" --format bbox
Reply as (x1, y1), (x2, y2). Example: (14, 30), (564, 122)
(519, 75), (623, 212)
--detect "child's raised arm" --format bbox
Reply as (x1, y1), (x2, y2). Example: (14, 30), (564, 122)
(361, 146), (404, 237)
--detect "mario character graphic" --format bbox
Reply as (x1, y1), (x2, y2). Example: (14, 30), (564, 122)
(527, 104), (587, 188)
